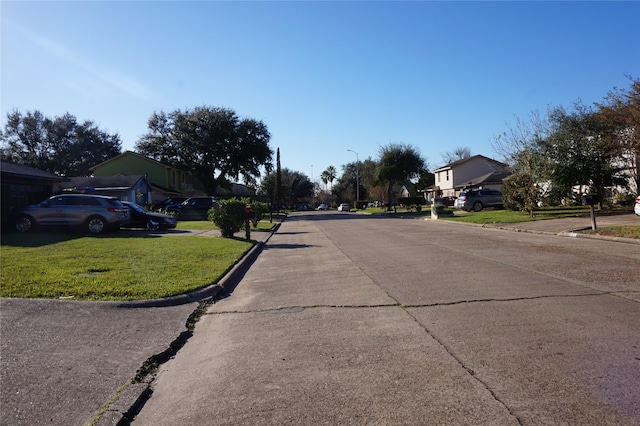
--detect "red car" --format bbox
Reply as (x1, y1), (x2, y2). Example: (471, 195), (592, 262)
(434, 196), (457, 207)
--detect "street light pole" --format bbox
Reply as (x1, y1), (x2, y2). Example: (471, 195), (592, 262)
(347, 149), (359, 206)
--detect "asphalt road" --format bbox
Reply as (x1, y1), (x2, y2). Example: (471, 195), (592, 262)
(132, 211), (640, 425)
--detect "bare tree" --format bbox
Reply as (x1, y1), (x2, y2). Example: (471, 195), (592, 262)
(441, 147), (471, 165)
(491, 110), (550, 166)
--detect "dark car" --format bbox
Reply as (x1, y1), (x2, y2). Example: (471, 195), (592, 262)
(12, 193), (129, 234)
(155, 197), (188, 212)
(454, 189), (503, 212)
(165, 196), (218, 220)
(121, 202), (177, 231)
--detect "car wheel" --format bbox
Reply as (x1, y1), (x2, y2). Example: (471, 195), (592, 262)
(87, 216), (106, 234)
(15, 214), (35, 232)
(473, 202), (483, 212)
(146, 219), (160, 231)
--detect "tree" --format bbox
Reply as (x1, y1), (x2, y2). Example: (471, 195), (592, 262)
(135, 106), (272, 195)
(502, 172), (540, 216)
(320, 170), (329, 191)
(323, 166), (337, 192)
(275, 148), (282, 208)
(441, 147), (472, 165)
(491, 110), (550, 166)
(1, 110), (121, 176)
(538, 103), (625, 202)
(334, 162), (359, 203)
(597, 76), (640, 193)
(259, 168), (312, 208)
(376, 143), (426, 209)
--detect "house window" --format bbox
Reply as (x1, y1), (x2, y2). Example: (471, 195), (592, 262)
(446, 170), (449, 181)
(172, 170), (176, 186)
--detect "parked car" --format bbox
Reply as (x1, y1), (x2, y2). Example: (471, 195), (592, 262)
(337, 203), (350, 212)
(121, 202), (177, 231)
(317, 203), (329, 210)
(434, 196), (457, 207)
(454, 189), (503, 212)
(165, 196), (218, 220)
(635, 196), (640, 216)
(12, 193), (129, 234)
(155, 197), (188, 212)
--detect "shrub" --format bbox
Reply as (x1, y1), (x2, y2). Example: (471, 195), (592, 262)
(502, 173), (540, 216)
(210, 198), (249, 238)
(210, 198), (271, 238)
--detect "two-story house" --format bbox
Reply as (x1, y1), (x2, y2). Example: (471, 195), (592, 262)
(91, 151), (202, 202)
(430, 155), (511, 200)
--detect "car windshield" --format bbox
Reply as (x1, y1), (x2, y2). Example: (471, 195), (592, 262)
(127, 203), (147, 213)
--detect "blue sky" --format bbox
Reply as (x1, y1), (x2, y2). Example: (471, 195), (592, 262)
(2, 1), (639, 183)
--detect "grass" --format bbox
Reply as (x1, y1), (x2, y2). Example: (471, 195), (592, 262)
(441, 206), (596, 224)
(582, 225), (640, 239)
(363, 204), (640, 239)
(175, 214), (284, 231)
(0, 232), (253, 300)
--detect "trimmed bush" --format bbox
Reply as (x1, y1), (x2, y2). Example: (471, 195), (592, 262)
(210, 198), (249, 238)
(210, 198), (271, 238)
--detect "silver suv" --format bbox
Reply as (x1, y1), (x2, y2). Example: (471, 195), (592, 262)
(13, 194), (129, 234)
(454, 189), (503, 212)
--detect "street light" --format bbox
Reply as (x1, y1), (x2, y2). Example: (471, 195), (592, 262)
(347, 149), (359, 205)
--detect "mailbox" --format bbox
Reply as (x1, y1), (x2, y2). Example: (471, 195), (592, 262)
(581, 194), (601, 206)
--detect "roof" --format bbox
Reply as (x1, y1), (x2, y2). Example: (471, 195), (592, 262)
(458, 169), (512, 188)
(0, 160), (68, 181)
(433, 155), (507, 172)
(63, 175), (148, 191)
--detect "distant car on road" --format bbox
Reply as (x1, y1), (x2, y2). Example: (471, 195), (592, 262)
(12, 194), (129, 234)
(454, 189), (503, 212)
(635, 196), (640, 216)
(165, 196), (218, 220)
(317, 203), (329, 210)
(121, 202), (177, 231)
(337, 203), (350, 212)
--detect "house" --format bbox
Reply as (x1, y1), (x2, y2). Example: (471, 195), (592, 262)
(57, 175), (154, 205)
(427, 155), (511, 201)
(1, 160), (68, 229)
(91, 151), (201, 202)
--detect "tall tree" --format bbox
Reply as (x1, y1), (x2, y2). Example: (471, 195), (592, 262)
(320, 170), (329, 190)
(323, 166), (337, 192)
(275, 148), (282, 208)
(538, 103), (625, 201)
(0, 110), (121, 176)
(597, 76), (640, 193)
(135, 106), (273, 195)
(376, 143), (426, 209)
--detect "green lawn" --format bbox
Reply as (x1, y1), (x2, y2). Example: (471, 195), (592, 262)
(0, 232), (253, 300)
(175, 215), (284, 231)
